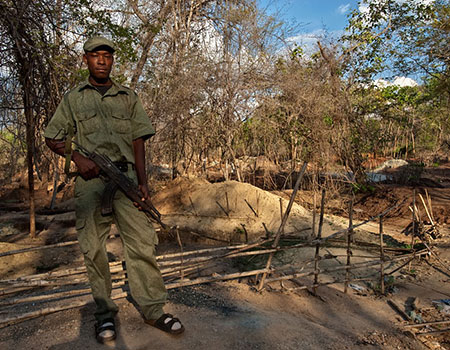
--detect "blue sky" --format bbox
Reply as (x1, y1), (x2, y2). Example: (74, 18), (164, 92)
(258, 0), (360, 48)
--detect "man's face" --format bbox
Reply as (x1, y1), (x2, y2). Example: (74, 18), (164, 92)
(83, 50), (114, 81)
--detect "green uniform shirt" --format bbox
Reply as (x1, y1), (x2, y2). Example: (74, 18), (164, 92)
(44, 80), (155, 164)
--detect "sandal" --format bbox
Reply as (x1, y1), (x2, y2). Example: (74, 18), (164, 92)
(145, 313), (185, 335)
(95, 318), (116, 343)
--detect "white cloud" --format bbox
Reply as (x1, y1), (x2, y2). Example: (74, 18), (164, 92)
(286, 29), (343, 54)
(359, 0), (434, 12)
(338, 4), (351, 14)
(393, 76), (418, 87)
(373, 76), (418, 88)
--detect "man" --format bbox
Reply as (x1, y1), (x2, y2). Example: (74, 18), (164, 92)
(45, 36), (184, 343)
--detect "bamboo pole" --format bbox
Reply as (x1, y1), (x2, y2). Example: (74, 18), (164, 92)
(313, 189), (326, 295)
(165, 268), (269, 289)
(0, 244), (276, 293)
(304, 199), (407, 247)
(281, 274), (380, 293)
(0, 291), (128, 327)
(257, 162), (308, 291)
(0, 240), (79, 258)
(266, 250), (429, 284)
(0, 247), (429, 314)
(344, 198), (353, 294)
(419, 193), (435, 227)
(0, 267), (271, 327)
(403, 320), (450, 328)
(379, 216), (385, 295)
(416, 329), (450, 337)
(266, 260), (386, 283)
(157, 243), (250, 260)
(425, 189), (434, 222)
(0, 288), (92, 307)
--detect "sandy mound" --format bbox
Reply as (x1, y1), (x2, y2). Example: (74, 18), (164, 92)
(153, 177), (315, 242)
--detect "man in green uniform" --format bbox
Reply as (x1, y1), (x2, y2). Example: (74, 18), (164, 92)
(45, 36), (184, 343)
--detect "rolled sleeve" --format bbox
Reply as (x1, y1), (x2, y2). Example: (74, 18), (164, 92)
(131, 94), (155, 141)
(44, 94), (74, 140)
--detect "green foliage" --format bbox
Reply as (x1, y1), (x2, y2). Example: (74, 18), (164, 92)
(351, 182), (375, 194)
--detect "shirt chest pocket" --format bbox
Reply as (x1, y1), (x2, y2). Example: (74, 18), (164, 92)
(78, 111), (99, 135)
(111, 113), (131, 134)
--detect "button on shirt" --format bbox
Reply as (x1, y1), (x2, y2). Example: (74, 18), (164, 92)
(44, 80), (155, 164)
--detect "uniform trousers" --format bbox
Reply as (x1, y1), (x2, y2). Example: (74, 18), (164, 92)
(74, 169), (167, 322)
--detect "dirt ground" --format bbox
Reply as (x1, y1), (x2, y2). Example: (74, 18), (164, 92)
(0, 162), (450, 349)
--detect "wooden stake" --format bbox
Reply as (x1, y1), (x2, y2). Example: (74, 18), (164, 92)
(240, 224), (248, 243)
(379, 216), (385, 295)
(175, 228), (184, 280)
(279, 198), (283, 222)
(257, 162), (308, 291)
(215, 201), (229, 217)
(312, 192), (316, 238)
(409, 188), (416, 271)
(344, 198), (353, 294)
(188, 196), (198, 216)
(313, 188), (325, 295)
(244, 199), (258, 217)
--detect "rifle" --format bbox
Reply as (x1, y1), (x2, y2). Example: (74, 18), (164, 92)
(73, 141), (169, 230)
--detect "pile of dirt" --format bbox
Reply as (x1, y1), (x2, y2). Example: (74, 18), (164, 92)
(153, 177), (318, 242)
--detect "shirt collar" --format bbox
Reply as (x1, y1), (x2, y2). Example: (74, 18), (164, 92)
(78, 79), (129, 95)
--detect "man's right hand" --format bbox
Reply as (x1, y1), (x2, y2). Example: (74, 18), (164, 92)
(72, 151), (100, 180)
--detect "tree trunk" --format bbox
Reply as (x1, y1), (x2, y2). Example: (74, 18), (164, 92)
(23, 78), (36, 238)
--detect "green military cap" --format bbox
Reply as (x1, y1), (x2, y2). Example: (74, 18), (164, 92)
(83, 36), (115, 53)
